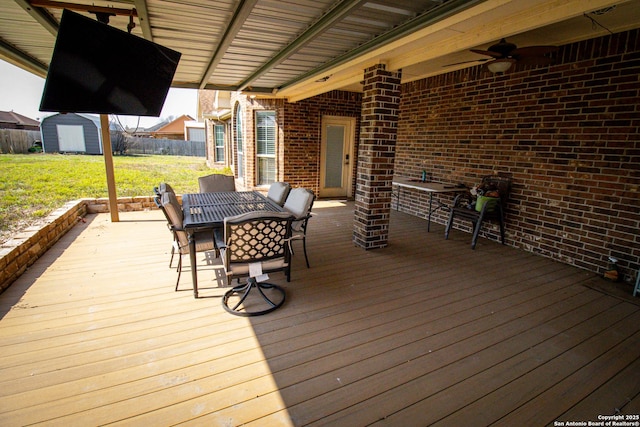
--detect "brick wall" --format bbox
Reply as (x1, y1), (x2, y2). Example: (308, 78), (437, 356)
(204, 119), (216, 168)
(283, 90), (362, 194)
(395, 29), (640, 281)
(211, 91), (361, 194)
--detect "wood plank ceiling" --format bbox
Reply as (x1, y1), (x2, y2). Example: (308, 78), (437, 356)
(1, 0), (639, 103)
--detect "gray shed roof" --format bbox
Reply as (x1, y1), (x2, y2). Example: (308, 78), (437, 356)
(42, 113), (124, 132)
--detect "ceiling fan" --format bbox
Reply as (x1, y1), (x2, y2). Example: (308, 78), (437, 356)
(445, 38), (559, 73)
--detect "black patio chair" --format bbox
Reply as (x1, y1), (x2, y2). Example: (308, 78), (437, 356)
(161, 191), (217, 291)
(153, 182), (176, 198)
(444, 174), (512, 249)
(155, 195), (178, 268)
(198, 174), (235, 193)
(216, 211), (294, 316)
(282, 187), (315, 268)
(266, 182), (291, 206)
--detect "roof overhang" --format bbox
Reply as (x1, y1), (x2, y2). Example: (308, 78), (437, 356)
(1, 0), (639, 103)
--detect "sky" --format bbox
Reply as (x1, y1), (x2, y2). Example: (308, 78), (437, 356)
(0, 59), (198, 128)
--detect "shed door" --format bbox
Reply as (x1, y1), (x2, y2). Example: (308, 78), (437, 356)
(56, 125), (85, 152)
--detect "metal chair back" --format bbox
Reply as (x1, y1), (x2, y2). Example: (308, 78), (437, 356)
(198, 174), (235, 193)
(267, 182), (291, 206)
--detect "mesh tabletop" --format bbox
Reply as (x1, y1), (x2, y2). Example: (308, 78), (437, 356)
(182, 191), (283, 229)
(183, 191), (267, 207)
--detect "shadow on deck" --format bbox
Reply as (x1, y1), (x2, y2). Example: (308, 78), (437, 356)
(1, 201), (639, 426)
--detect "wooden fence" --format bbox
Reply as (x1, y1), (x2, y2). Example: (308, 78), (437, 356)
(0, 130), (205, 157)
(126, 137), (205, 157)
(0, 129), (41, 154)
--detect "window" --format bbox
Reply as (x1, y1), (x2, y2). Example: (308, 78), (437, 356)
(235, 104), (243, 178)
(256, 111), (276, 185)
(214, 125), (224, 162)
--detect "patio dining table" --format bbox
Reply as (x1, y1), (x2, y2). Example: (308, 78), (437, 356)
(182, 191), (284, 298)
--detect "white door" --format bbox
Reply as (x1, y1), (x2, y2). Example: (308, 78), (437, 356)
(320, 116), (355, 198)
(56, 125), (85, 152)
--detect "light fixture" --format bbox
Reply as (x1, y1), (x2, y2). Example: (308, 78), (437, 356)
(487, 58), (515, 74)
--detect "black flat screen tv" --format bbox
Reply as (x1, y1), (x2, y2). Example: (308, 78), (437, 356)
(40, 9), (181, 116)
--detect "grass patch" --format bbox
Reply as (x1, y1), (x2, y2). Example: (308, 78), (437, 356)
(0, 153), (226, 239)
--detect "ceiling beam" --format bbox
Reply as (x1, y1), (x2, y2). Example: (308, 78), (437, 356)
(172, 80), (276, 95)
(0, 38), (48, 77)
(173, 81), (238, 91)
(280, 0), (629, 102)
(13, 0), (58, 36)
(198, 0), (259, 89)
(132, 0), (153, 41)
(29, 0), (138, 18)
(236, 0), (368, 92)
(278, 0), (484, 94)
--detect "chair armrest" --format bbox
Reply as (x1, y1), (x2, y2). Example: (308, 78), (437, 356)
(292, 213), (312, 233)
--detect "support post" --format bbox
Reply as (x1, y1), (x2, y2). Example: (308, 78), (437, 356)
(353, 64), (401, 249)
(100, 114), (119, 222)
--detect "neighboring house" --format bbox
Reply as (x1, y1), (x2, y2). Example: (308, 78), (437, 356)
(148, 114), (194, 140)
(40, 113), (122, 154)
(124, 123), (152, 138)
(0, 110), (40, 130)
(126, 120), (165, 138)
(198, 28), (639, 282)
(126, 117), (204, 140)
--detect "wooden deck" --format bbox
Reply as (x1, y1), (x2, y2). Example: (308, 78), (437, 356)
(1, 201), (639, 426)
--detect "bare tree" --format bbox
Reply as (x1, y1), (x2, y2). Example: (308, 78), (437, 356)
(111, 130), (128, 155)
(110, 117), (129, 155)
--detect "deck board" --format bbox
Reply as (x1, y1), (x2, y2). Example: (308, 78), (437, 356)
(557, 356), (640, 420)
(1, 201), (639, 426)
(313, 291), (617, 426)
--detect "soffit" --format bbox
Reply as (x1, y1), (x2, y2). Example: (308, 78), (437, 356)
(1, 0), (639, 103)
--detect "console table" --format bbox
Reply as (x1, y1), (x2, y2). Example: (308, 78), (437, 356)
(393, 177), (468, 232)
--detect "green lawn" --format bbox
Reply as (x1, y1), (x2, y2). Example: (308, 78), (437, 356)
(0, 153), (225, 239)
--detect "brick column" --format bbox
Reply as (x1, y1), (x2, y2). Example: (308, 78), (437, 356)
(353, 64), (401, 249)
